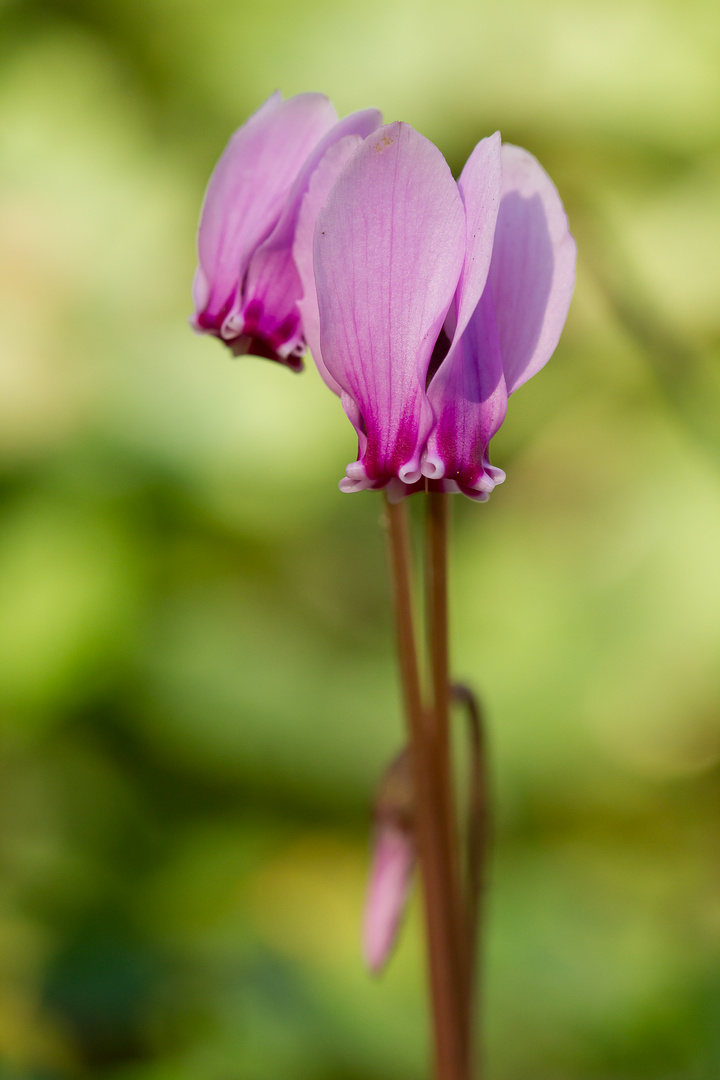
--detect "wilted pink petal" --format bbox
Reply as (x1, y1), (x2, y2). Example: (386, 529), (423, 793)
(314, 122), (465, 491)
(228, 108), (382, 367)
(363, 823), (415, 974)
(192, 91), (338, 344)
(488, 144), (577, 395)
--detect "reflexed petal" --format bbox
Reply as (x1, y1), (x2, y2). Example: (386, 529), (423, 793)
(192, 92), (338, 335)
(421, 132), (503, 492)
(363, 824), (415, 974)
(489, 144), (576, 395)
(232, 109), (382, 363)
(315, 122), (465, 490)
(452, 131), (502, 346)
(424, 285), (508, 492)
(293, 134), (368, 395)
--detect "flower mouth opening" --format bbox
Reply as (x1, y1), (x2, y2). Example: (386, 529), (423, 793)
(222, 299), (305, 369)
(226, 333), (303, 371)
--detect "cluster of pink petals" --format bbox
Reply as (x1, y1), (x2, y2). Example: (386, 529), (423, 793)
(192, 96), (575, 500)
(192, 92), (381, 368)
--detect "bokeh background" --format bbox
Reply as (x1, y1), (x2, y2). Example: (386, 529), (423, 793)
(1, 0), (720, 1076)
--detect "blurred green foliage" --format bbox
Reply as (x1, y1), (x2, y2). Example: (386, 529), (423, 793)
(0, 0), (719, 1076)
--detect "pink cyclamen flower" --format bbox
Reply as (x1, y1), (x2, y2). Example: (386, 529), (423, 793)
(191, 92), (381, 369)
(308, 122), (576, 497)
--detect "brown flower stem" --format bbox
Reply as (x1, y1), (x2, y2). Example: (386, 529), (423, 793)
(425, 490), (473, 1071)
(452, 682), (490, 1054)
(384, 494), (469, 1080)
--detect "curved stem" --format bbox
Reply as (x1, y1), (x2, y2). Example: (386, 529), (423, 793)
(384, 494), (468, 1080)
(452, 683), (490, 1046)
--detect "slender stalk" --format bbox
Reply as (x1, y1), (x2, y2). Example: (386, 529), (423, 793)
(425, 490), (472, 1069)
(452, 683), (490, 1046)
(384, 494), (468, 1080)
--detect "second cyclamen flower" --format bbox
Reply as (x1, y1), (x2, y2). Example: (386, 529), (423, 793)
(192, 92), (381, 368)
(306, 122), (576, 499)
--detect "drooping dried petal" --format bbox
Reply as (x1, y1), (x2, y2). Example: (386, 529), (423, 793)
(363, 823), (415, 974)
(363, 748), (415, 974)
(192, 92), (338, 340)
(314, 122), (466, 492)
(488, 144), (577, 395)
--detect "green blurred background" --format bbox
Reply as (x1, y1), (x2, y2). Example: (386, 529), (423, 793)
(1, 0), (719, 1076)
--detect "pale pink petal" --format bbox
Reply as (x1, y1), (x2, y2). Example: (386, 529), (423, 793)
(314, 122), (465, 490)
(231, 109), (382, 362)
(489, 144), (576, 395)
(293, 134), (368, 395)
(451, 131), (502, 347)
(363, 825), (415, 974)
(424, 286), (508, 493)
(192, 92), (338, 335)
(421, 131), (504, 493)
(424, 139), (574, 496)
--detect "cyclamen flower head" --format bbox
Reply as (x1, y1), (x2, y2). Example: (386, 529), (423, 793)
(191, 92), (381, 369)
(308, 122), (576, 497)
